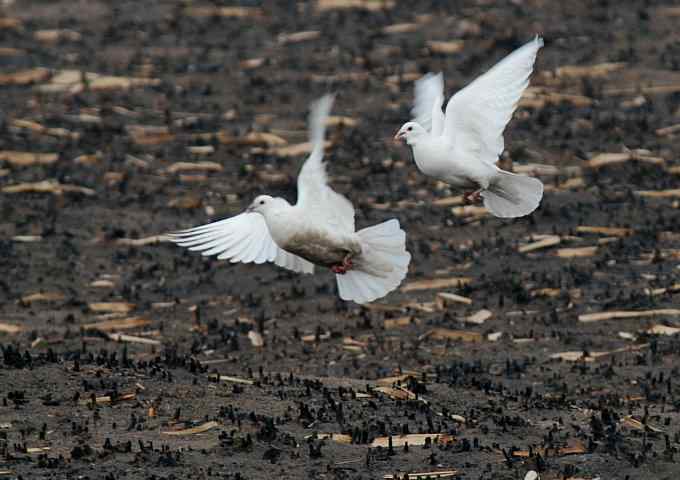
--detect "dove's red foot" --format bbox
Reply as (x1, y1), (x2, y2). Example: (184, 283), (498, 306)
(463, 190), (482, 204)
(331, 255), (353, 275)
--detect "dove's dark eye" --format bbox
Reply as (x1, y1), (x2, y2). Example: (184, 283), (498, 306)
(259, 200), (265, 205)
(407, 126), (413, 131)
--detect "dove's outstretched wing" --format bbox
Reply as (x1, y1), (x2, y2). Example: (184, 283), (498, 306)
(411, 72), (445, 136)
(167, 213), (314, 274)
(296, 94), (355, 233)
(443, 36), (543, 165)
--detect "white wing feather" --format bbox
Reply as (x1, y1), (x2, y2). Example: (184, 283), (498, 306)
(443, 36), (543, 165)
(296, 94), (355, 233)
(167, 213), (314, 274)
(411, 72), (445, 136)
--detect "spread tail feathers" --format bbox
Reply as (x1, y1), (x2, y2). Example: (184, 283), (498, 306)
(482, 170), (543, 218)
(336, 219), (411, 304)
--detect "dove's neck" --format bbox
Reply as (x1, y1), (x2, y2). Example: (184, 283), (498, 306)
(260, 200), (296, 244)
(411, 135), (449, 177)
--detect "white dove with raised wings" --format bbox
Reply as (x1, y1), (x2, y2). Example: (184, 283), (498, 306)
(169, 95), (411, 304)
(395, 36), (545, 218)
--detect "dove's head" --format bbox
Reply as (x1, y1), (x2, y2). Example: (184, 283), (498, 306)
(394, 122), (427, 146)
(246, 195), (288, 216)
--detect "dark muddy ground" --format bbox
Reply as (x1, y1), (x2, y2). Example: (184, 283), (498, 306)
(2, 1), (680, 479)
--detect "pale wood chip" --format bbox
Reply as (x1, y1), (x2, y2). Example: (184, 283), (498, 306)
(217, 375), (254, 385)
(0, 323), (23, 334)
(34, 29), (81, 43)
(587, 151), (664, 168)
(465, 309), (492, 325)
(0, 68), (50, 86)
(558, 177), (585, 190)
(166, 161), (223, 174)
(621, 415), (663, 433)
(2, 179), (95, 196)
(73, 153), (100, 165)
(0, 17), (22, 30)
(579, 309), (680, 323)
(278, 30), (320, 44)
(556, 246), (598, 258)
(12, 235), (42, 242)
(550, 351), (592, 362)
(78, 392), (136, 405)
(218, 131), (288, 147)
(37, 70), (160, 94)
(518, 235), (561, 253)
(432, 195), (464, 207)
(382, 23), (420, 34)
(301, 331), (332, 342)
(512, 163), (561, 176)
(436, 292), (472, 306)
(635, 189), (680, 198)
(268, 140), (331, 157)
(187, 145), (215, 156)
(401, 277), (471, 293)
(427, 40), (464, 55)
(248, 330), (264, 347)
(655, 124), (680, 137)
(162, 421), (219, 436)
(240, 58), (265, 70)
(0, 150), (58, 167)
(115, 235), (169, 247)
(531, 288), (561, 298)
(402, 301), (438, 313)
(647, 324), (680, 336)
(316, 0), (395, 12)
(26, 447), (51, 454)
(384, 470), (458, 480)
(152, 302), (177, 309)
(374, 385), (416, 401)
(370, 433), (453, 448)
(91, 75), (160, 92)
(326, 116), (358, 128)
(20, 292), (64, 304)
(88, 302), (135, 313)
(108, 333), (161, 346)
(82, 317), (150, 332)
(487, 331), (503, 342)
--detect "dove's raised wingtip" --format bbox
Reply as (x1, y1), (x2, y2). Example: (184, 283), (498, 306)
(534, 35), (544, 48)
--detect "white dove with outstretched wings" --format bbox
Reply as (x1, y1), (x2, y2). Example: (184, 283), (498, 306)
(396, 36), (545, 218)
(169, 95), (411, 304)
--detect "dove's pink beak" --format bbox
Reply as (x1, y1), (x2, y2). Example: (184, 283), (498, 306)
(393, 129), (406, 143)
